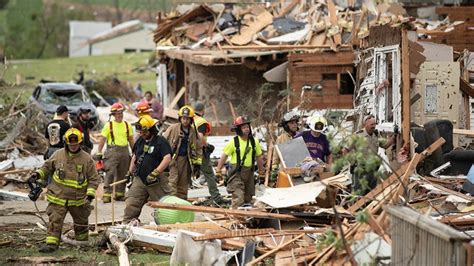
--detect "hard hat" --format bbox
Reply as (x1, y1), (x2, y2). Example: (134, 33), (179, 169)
(110, 103), (125, 113)
(233, 116), (251, 128)
(279, 110), (300, 127)
(308, 115), (328, 133)
(136, 100), (152, 114)
(134, 115), (157, 131)
(178, 105), (195, 118)
(64, 128), (83, 144)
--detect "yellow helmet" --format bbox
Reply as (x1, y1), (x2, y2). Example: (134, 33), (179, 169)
(178, 105), (195, 118)
(64, 128), (83, 144)
(135, 115), (158, 131)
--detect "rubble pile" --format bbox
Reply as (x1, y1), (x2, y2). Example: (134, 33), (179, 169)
(153, 1), (465, 52)
(93, 137), (472, 265)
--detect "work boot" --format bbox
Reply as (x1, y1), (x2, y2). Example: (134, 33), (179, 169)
(103, 196), (111, 203)
(39, 244), (58, 253)
(212, 197), (231, 206)
(114, 195), (125, 201)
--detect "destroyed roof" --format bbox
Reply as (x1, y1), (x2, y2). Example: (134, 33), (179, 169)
(153, 2), (471, 57)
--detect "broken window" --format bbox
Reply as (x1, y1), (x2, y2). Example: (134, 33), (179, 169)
(424, 84), (438, 114)
(373, 45), (401, 126)
(41, 89), (85, 105)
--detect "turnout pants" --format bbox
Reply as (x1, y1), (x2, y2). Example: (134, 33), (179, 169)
(45, 202), (91, 245)
(168, 156), (191, 199)
(201, 152), (220, 200)
(104, 146), (130, 199)
(226, 166), (254, 208)
(123, 175), (171, 223)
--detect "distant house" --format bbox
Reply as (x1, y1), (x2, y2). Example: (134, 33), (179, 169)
(88, 20), (156, 56)
(69, 21), (112, 58)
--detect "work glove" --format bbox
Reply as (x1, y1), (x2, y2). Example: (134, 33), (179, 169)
(125, 171), (133, 188)
(146, 170), (160, 183)
(86, 195), (94, 210)
(256, 170), (265, 185)
(205, 144), (215, 154)
(93, 153), (103, 161)
(193, 164), (201, 176)
(28, 172), (39, 184)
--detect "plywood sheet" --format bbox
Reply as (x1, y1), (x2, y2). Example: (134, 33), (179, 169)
(230, 11), (273, 45)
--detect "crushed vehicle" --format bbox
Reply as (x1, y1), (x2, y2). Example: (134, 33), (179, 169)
(28, 82), (99, 126)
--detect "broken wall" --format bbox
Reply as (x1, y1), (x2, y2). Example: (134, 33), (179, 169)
(185, 62), (283, 124)
(288, 51), (355, 109)
(411, 61), (463, 145)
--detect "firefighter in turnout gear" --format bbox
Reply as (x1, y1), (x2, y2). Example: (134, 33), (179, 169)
(216, 116), (265, 208)
(193, 102), (227, 205)
(271, 110), (300, 179)
(163, 105), (203, 199)
(30, 128), (99, 253)
(123, 116), (172, 223)
(96, 103), (134, 203)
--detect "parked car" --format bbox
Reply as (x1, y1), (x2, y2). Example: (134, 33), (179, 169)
(29, 82), (99, 127)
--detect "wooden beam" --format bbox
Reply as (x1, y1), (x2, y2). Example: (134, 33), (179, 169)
(401, 28), (411, 153)
(453, 128), (474, 137)
(0, 169), (31, 176)
(220, 45), (351, 50)
(169, 86), (186, 109)
(247, 233), (305, 265)
(327, 0), (342, 48)
(147, 202), (300, 221)
(192, 228), (275, 241)
(277, 0), (300, 17)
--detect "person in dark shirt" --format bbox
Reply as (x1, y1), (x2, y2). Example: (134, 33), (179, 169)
(295, 115), (332, 164)
(72, 108), (94, 153)
(123, 116), (172, 223)
(44, 105), (70, 159)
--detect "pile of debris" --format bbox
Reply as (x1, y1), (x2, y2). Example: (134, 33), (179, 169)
(153, 1), (466, 52)
(96, 136), (473, 265)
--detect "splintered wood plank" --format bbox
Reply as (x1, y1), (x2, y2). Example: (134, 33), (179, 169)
(247, 234), (305, 265)
(327, 0), (342, 47)
(147, 202), (300, 220)
(310, 32), (326, 46)
(192, 228), (275, 241)
(230, 11), (273, 45)
(401, 28), (411, 149)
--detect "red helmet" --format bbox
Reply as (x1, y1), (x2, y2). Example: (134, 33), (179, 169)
(110, 103), (124, 113)
(233, 116), (251, 128)
(136, 100), (152, 114)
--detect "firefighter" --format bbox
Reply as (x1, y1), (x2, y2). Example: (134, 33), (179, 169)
(193, 102), (227, 205)
(123, 116), (172, 223)
(272, 110), (300, 174)
(135, 100), (153, 118)
(44, 105), (70, 159)
(215, 116), (265, 208)
(163, 105), (202, 199)
(295, 115), (332, 164)
(30, 128), (99, 253)
(96, 103), (134, 203)
(72, 108), (94, 154)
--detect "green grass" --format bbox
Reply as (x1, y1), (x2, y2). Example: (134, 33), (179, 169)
(0, 246), (170, 265)
(1, 52), (157, 104)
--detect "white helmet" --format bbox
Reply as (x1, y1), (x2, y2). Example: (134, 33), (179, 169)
(308, 115), (328, 133)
